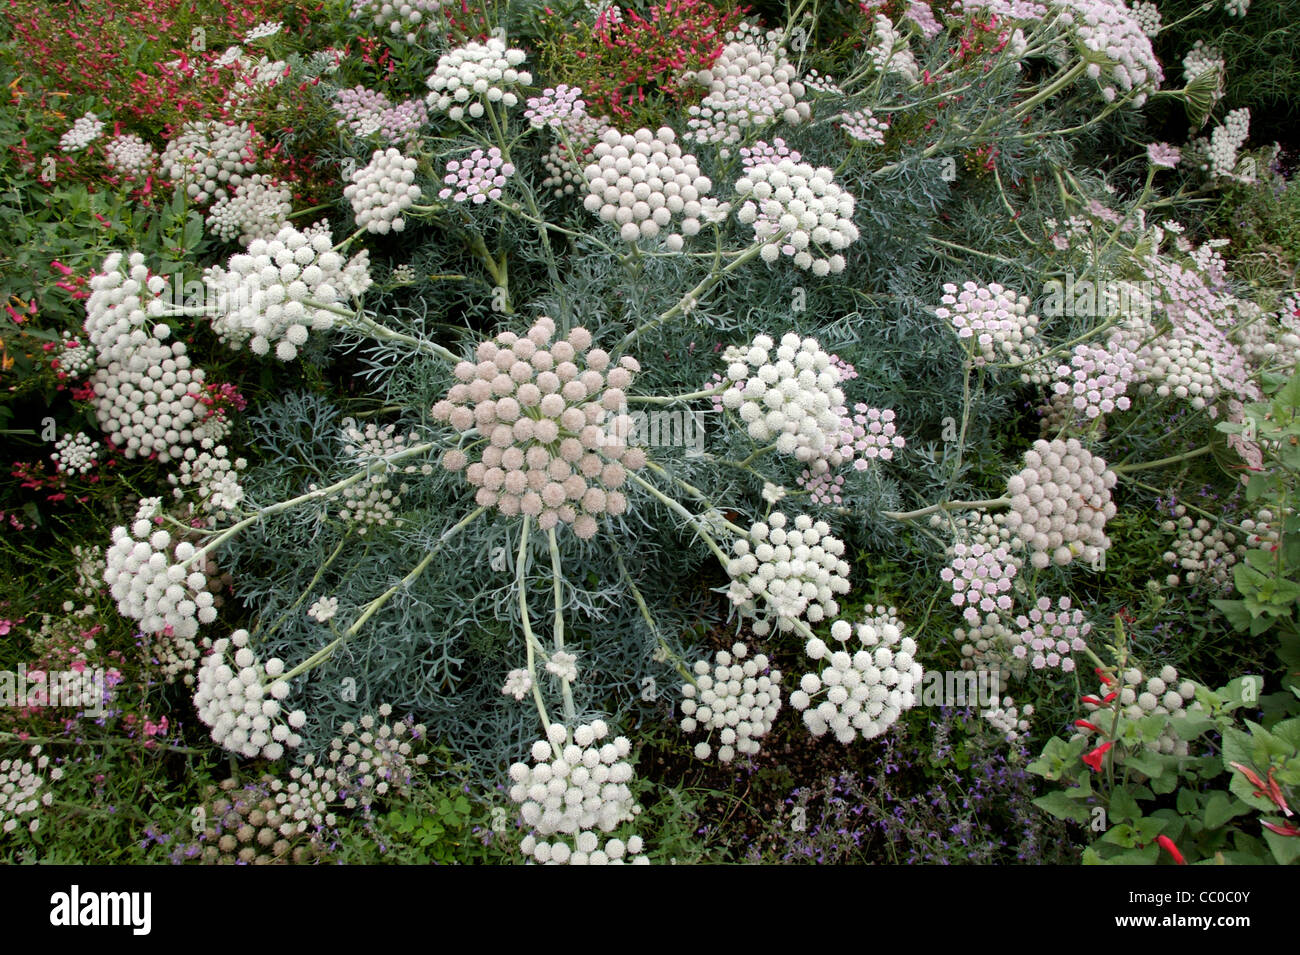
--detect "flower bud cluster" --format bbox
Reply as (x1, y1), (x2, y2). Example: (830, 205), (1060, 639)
(1055, 0), (1162, 105)
(790, 606), (922, 743)
(525, 84), (586, 129)
(51, 432), (100, 476)
(1005, 438), (1117, 569)
(203, 222), (372, 360)
(169, 441), (247, 517)
(865, 14), (919, 83)
(1204, 107), (1251, 179)
(270, 755), (339, 838)
(425, 38), (532, 121)
(1051, 342), (1137, 420)
(60, 112), (104, 152)
(738, 138), (800, 170)
(327, 704), (429, 808)
(508, 720), (642, 863)
(333, 86), (429, 145)
(1012, 595), (1089, 672)
(345, 148), (422, 233)
(350, 0), (443, 43)
(680, 641), (782, 762)
(582, 126), (714, 245)
(433, 316), (644, 539)
(540, 112), (610, 197)
(193, 629), (306, 760)
(941, 541), (1018, 626)
(838, 108), (888, 145)
(954, 611), (1022, 688)
(104, 134), (158, 178)
(982, 696), (1033, 743)
(439, 147), (514, 204)
(51, 332), (96, 379)
(206, 174), (293, 246)
(1182, 40), (1225, 105)
(796, 469), (844, 505)
(160, 121), (258, 204)
(833, 403), (906, 469)
(104, 520), (218, 639)
(684, 23), (810, 153)
(720, 332), (847, 467)
(726, 512), (851, 635)
(193, 776), (323, 864)
(935, 282), (1040, 366)
(1159, 504), (1242, 591)
(735, 160), (859, 273)
(1, 746), (60, 834)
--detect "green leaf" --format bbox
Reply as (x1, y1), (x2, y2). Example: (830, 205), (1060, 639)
(1203, 792), (1252, 831)
(1212, 599), (1253, 631)
(1263, 825), (1300, 865)
(1033, 790), (1093, 824)
(1109, 788), (1142, 824)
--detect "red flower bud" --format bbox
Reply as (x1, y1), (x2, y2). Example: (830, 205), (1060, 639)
(1155, 835), (1186, 865)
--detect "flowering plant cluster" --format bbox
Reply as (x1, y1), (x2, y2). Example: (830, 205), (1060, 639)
(4, 0), (1298, 870)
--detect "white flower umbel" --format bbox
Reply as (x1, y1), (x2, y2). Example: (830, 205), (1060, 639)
(734, 160), (858, 274)
(680, 641), (782, 762)
(59, 112), (104, 152)
(350, 0), (443, 43)
(582, 126), (714, 246)
(725, 512), (851, 636)
(193, 629), (306, 760)
(168, 440), (247, 517)
(0, 746), (60, 834)
(160, 121), (259, 204)
(104, 520), (218, 640)
(789, 606), (923, 743)
(1004, 438), (1117, 569)
(508, 720), (645, 864)
(90, 336), (206, 461)
(345, 148), (422, 234)
(206, 174), (293, 246)
(327, 704), (429, 807)
(1054, 0), (1162, 106)
(720, 332), (846, 468)
(684, 23), (809, 154)
(425, 37), (531, 121)
(308, 596), (339, 622)
(432, 315), (646, 539)
(270, 756), (338, 838)
(502, 668), (533, 701)
(51, 432), (100, 476)
(203, 221), (372, 359)
(104, 133), (158, 178)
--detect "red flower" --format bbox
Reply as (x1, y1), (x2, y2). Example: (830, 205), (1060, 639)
(1155, 835), (1186, 865)
(1081, 741), (1113, 772)
(1073, 719), (1102, 733)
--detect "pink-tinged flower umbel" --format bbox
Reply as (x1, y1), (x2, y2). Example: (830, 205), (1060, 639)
(1147, 142), (1182, 169)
